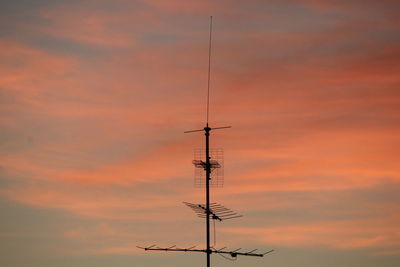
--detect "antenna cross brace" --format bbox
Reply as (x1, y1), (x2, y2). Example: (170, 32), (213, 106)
(137, 245), (274, 258)
(183, 202), (243, 221)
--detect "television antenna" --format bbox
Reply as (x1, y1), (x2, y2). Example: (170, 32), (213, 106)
(137, 16), (273, 267)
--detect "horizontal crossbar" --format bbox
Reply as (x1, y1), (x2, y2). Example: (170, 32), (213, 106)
(137, 246), (273, 258)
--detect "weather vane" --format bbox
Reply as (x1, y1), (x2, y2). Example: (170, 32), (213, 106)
(137, 16), (273, 267)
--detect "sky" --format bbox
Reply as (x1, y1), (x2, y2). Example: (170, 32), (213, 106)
(1, 0), (400, 266)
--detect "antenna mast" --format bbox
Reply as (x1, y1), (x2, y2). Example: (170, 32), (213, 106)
(138, 17), (273, 267)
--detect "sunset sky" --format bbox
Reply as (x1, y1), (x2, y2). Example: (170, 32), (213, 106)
(1, 0), (400, 266)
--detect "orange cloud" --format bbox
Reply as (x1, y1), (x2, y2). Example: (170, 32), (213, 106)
(1, 0), (400, 260)
(222, 216), (400, 252)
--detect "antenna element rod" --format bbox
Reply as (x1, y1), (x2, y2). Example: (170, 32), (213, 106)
(206, 16), (213, 125)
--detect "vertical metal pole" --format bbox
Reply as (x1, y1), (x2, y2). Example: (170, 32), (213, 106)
(205, 16), (213, 267)
(205, 124), (211, 267)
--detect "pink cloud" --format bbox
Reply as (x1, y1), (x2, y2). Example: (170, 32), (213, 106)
(1, 0), (400, 259)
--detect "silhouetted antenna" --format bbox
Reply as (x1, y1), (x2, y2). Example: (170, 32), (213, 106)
(193, 148), (223, 188)
(183, 202), (243, 221)
(138, 16), (273, 267)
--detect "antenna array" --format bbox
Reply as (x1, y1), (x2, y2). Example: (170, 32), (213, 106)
(193, 148), (224, 188)
(137, 16), (273, 267)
